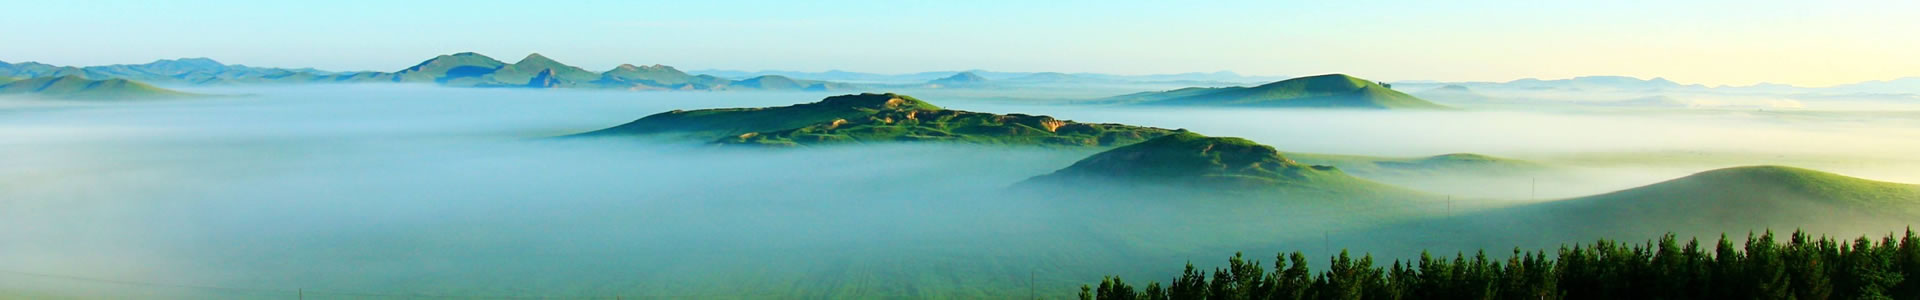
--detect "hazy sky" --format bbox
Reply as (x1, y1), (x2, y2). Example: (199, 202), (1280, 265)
(4, 0), (1914, 86)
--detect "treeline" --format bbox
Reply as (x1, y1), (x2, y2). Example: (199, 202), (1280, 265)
(1081, 230), (1918, 300)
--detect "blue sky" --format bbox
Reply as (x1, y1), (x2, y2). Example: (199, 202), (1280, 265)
(4, 0), (1915, 86)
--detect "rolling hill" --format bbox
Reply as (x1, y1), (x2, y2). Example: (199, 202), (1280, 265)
(575, 93), (931, 139)
(1102, 74), (1448, 109)
(596, 64), (727, 89)
(579, 93), (1177, 147)
(1546, 165), (1920, 221)
(926, 72), (988, 87)
(1372, 165), (1920, 248)
(1017, 131), (1425, 201)
(486, 53), (601, 86)
(2, 58), (341, 86)
(392, 52), (506, 84)
(0, 75), (200, 100)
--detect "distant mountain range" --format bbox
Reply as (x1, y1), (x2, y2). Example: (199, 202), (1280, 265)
(690, 69), (1289, 85)
(1410, 85), (1498, 103)
(0, 54), (1280, 92)
(925, 72), (989, 87)
(0, 75), (200, 100)
(1396, 75), (1920, 95)
(6, 54), (1912, 95)
(1099, 74), (1450, 109)
(0, 53), (858, 92)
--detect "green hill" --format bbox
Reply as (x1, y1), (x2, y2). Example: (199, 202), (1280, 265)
(580, 93), (1176, 147)
(1018, 131), (1424, 199)
(487, 53), (600, 86)
(0, 75), (199, 100)
(392, 52), (505, 83)
(719, 103), (1174, 148)
(1103, 74), (1449, 109)
(578, 93), (946, 139)
(1392, 165), (1920, 245)
(0, 76), (16, 85)
(597, 64), (726, 89)
(1554, 165), (1920, 219)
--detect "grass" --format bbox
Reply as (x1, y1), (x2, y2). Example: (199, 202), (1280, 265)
(1370, 165), (1920, 247)
(574, 93), (945, 139)
(580, 92), (1177, 148)
(393, 52), (506, 83)
(1021, 131), (1430, 202)
(717, 108), (1174, 148)
(1571, 165), (1920, 217)
(485, 53), (601, 85)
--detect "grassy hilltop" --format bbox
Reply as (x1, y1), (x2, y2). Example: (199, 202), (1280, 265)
(1016, 131), (1430, 205)
(580, 93), (1177, 148)
(1354, 165), (1920, 250)
(1102, 74), (1449, 109)
(1545, 165), (1920, 224)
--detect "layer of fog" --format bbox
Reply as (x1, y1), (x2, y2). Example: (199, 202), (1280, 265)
(3, 85), (1917, 298)
(926, 96), (1920, 200)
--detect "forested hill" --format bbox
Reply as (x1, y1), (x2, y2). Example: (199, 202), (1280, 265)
(1080, 230), (1920, 300)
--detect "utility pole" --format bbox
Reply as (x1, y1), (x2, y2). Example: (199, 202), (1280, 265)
(299, 288), (303, 300)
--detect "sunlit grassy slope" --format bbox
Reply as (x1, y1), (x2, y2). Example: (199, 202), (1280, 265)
(576, 93), (945, 139)
(0, 75), (198, 100)
(1020, 131), (1431, 203)
(1363, 165), (1920, 250)
(580, 93), (1178, 147)
(1560, 165), (1920, 219)
(1103, 74), (1449, 109)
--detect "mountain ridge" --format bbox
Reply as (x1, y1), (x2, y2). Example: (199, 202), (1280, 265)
(1103, 74), (1449, 109)
(0, 75), (200, 100)
(580, 93), (1177, 148)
